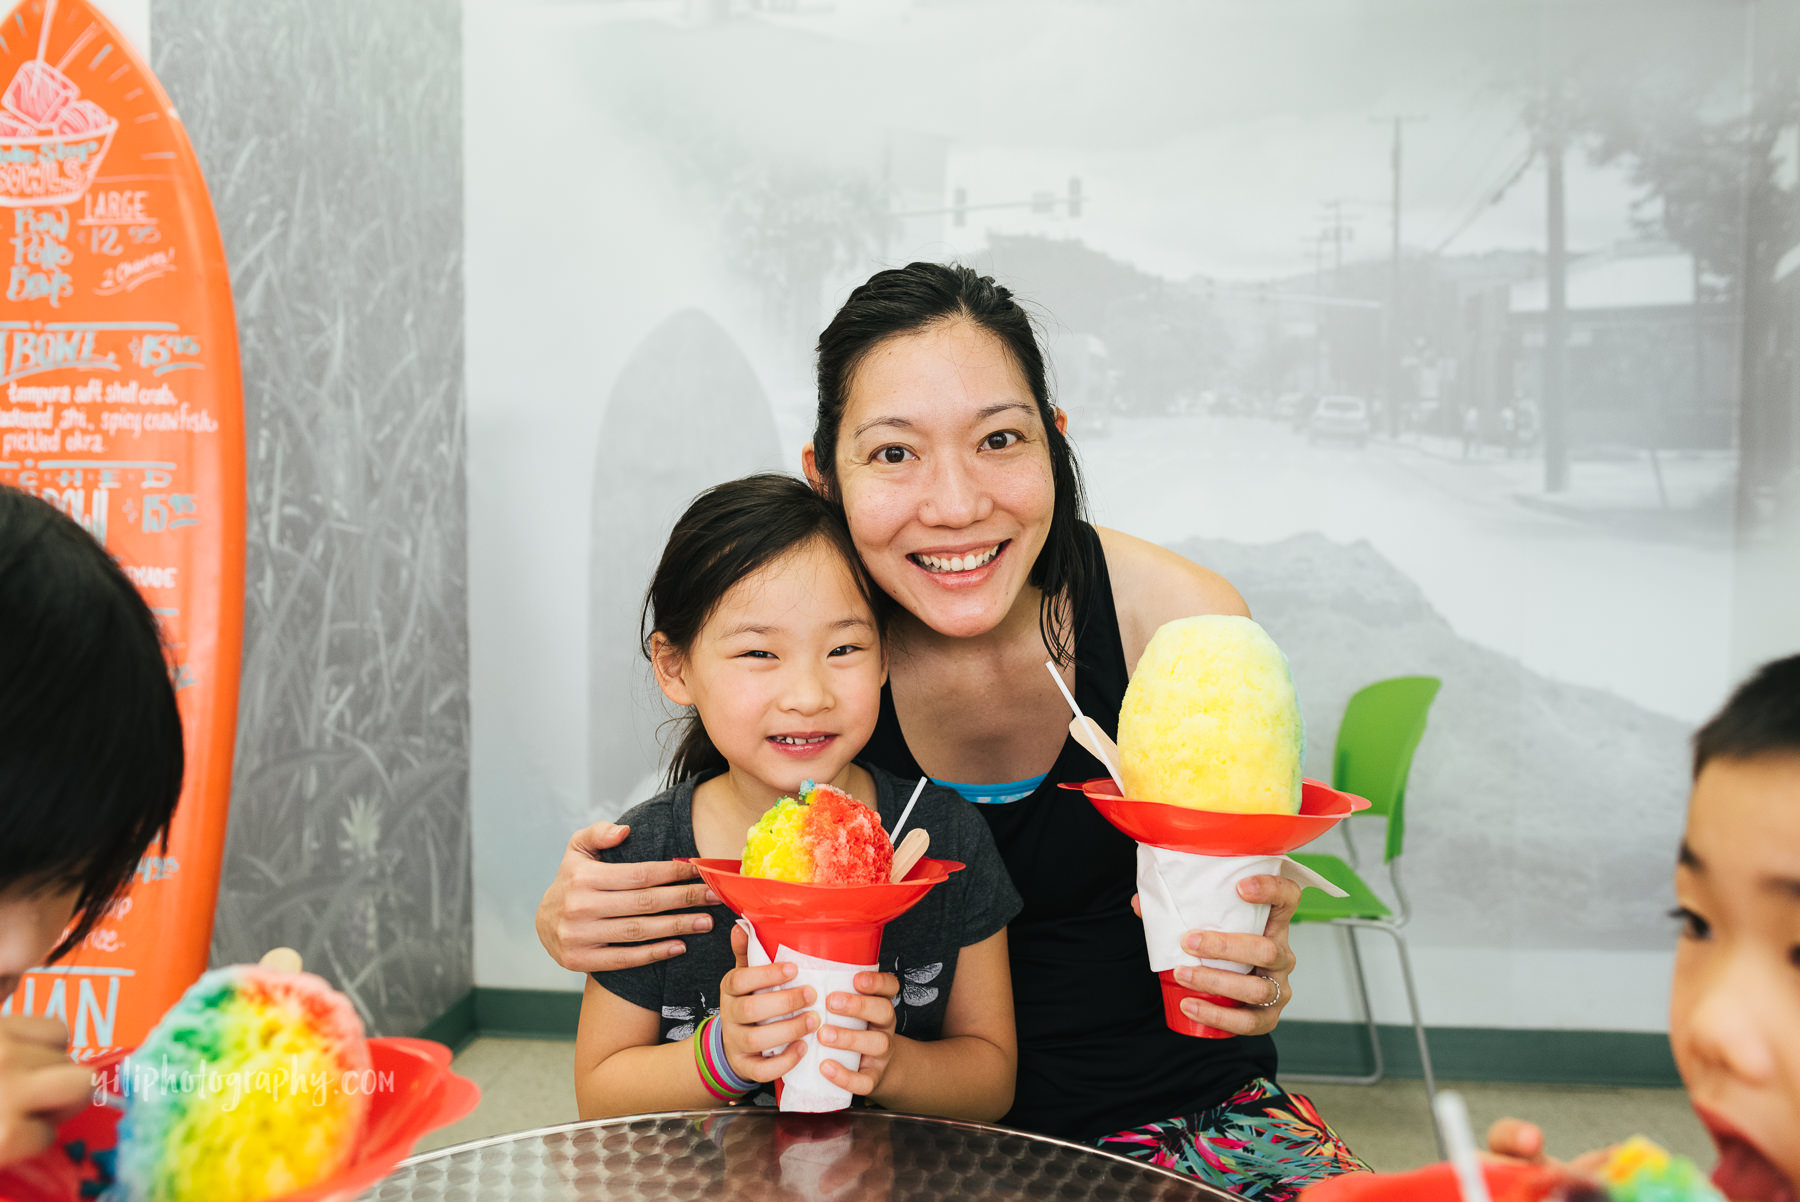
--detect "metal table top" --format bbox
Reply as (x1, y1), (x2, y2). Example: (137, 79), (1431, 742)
(358, 1109), (1239, 1201)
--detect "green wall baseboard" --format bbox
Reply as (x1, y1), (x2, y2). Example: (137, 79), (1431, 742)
(1274, 1020), (1680, 1087)
(414, 989), (1680, 1088)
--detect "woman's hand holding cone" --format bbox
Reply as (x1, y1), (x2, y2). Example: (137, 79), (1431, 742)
(817, 971), (900, 1098)
(719, 924), (817, 1084)
(1134, 873), (1300, 1036)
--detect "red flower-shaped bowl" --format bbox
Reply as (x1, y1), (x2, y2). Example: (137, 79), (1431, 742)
(0, 1037), (479, 1202)
(1059, 777), (1369, 856)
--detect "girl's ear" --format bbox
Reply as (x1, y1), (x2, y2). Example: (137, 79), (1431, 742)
(649, 632), (693, 706)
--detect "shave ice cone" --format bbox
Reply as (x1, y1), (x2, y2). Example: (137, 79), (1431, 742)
(692, 781), (958, 1110)
(1065, 617), (1363, 1037)
(685, 853), (962, 1111)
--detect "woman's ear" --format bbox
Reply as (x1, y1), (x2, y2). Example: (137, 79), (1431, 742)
(649, 632), (693, 706)
(801, 443), (826, 492)
(1052, 406), (1069, 436)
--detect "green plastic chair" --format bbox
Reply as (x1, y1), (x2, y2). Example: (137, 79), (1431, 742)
(1288, 676), (1442, 1131)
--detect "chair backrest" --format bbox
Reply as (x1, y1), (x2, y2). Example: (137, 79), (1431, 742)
(1332, 675), (1441, 864)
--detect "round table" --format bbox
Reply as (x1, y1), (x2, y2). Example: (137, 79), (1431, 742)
(359, 1110), (1240, 1201)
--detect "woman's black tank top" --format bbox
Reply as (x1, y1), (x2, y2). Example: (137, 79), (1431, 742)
(861, 523), (1276, 1141)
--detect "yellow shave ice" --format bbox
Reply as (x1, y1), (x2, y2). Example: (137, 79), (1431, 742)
(1117, 615), (1303, 814)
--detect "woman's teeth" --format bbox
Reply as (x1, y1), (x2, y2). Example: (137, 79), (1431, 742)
(912, 546), (1000, 574)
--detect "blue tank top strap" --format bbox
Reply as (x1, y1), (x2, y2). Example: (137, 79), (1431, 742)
(929, 772), (1048, 806)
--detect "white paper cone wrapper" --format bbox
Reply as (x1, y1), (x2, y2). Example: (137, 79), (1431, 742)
(741, 919), (873, 1113)
(1136, 847), (1347, 975)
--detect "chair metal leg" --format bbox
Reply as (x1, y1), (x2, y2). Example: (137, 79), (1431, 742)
(1286, 925), (1384, 1086)
(1362, 921), (1444, 1158)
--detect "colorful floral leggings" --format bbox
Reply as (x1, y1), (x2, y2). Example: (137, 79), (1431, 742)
(1095, 1077), (1370, 1201)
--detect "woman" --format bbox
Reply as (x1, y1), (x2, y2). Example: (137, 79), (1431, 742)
(539, 264), (1366, 1196)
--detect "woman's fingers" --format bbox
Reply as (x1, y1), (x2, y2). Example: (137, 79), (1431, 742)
(536, 839), (722, 973)
(1180, 928), (1291, 974)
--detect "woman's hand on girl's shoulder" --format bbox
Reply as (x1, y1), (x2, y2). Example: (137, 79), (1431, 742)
(717, 924), (816, 1086)
(818, 969), (900, 1098)
(1093, 527), (1250, 672)
(536, 821), (720, 973)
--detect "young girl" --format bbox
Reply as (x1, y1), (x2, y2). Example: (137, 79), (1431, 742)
(573, 473), (1020, 1119)
(0, 485), (184, 1169)
(1488, 653), (1800, 1200)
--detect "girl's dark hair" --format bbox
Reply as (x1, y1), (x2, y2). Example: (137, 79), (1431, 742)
(812, 261), (1091, 666)
(1693, 653), (1800, 778)
(643, 473), (886, 787)
(0, 485), (183, 961)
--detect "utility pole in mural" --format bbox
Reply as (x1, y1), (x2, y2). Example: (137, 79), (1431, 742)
(0, 0), (245, 1057)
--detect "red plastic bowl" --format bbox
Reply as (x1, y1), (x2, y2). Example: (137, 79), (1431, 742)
(684, 857), (963, 964)
(0, 1037), (479, 1202)
(1299, 1161), (1569, 1201)
(1058, 777), (1369, 855)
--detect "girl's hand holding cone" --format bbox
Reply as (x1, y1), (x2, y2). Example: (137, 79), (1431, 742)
(817, 970), (900, 1097)
(720, 924), (817, 1085)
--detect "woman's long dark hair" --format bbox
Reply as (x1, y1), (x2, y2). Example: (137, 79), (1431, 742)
(812, 261), (1090, 666)
(0, 485), (184, 961)
(643, 473), (886, 787)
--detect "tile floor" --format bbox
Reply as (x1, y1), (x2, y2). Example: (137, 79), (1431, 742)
(420, 1037), (1714, 1171)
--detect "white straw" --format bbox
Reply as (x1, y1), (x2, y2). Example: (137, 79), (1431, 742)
(889, 776), (928, 842)
(1044, 659), (1082, 718)
(1433, 1091), (1492, 1202)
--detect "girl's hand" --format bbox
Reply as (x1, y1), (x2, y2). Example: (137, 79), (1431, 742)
(1486, 1118), (1548, 1163)
(0, 1016), (92, 1168)
(717, 924), (816, 1086)
(818, 969), (900, 1097)
(1166, 873), (1301, 1036)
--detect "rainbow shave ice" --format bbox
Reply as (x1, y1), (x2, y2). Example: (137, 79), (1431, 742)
(113, 965), (371, 1202)
(742, 780), (893, 885)
(1117, 615), (1304, 814)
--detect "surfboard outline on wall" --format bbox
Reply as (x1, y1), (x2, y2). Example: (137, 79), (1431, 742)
(587, 309), (782, 817)
(0, 0), (245, 1057)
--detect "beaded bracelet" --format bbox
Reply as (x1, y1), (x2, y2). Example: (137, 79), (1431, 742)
(693, 1015), (755, 1102)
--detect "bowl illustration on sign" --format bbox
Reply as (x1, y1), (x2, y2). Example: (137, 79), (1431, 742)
(0, 2), (120, 207)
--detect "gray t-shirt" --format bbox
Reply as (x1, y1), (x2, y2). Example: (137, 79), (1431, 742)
(594, 763), (1021, 1104)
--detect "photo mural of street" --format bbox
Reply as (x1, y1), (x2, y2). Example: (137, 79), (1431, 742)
(464, 0), (1800, 1020)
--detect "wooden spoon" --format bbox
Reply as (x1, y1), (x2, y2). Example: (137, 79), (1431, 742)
(1068, 716), (1125, 790)
(889, 828), (930, 883)
(258, 946), (303, 973)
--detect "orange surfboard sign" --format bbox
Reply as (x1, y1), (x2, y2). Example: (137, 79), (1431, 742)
(0, 0), (244, 1058)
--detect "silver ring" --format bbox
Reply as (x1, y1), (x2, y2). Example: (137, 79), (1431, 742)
(1252, 974), (1283, 1009)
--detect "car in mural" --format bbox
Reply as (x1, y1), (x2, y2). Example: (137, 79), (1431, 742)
(1306, 394), (1372, 447)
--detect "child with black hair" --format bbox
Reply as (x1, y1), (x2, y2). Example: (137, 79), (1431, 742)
(0, 484), (184, 1169)
(1488, 653), (1800, 1200)
(573, 473), (1021, 1119)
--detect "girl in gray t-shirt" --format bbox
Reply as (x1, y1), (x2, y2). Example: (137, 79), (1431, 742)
(574, 475), (1021, 1121)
